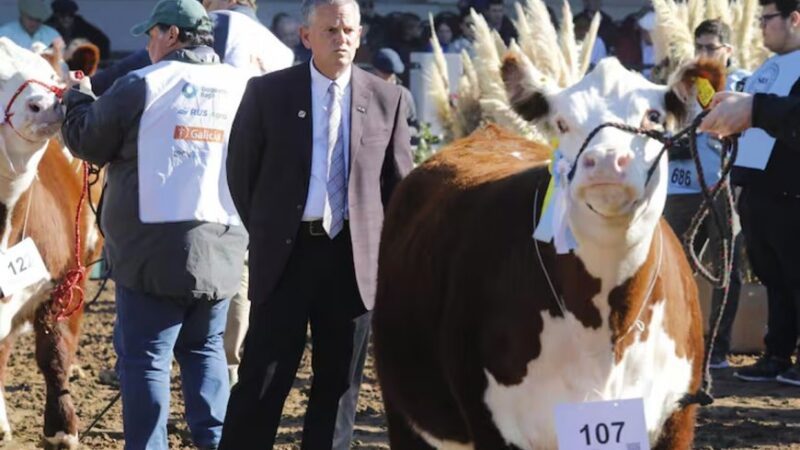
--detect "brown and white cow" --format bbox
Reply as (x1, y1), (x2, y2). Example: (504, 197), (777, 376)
(0, 37), (101, 449)
(372, 57), (724, 449)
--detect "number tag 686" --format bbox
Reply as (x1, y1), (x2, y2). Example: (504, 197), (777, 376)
(554, 398), (651, 450)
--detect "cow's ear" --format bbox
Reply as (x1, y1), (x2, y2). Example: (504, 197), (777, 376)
(501, 52), (553, 122)
(67, 42), (101, 76)
(665, 58), (726, 128)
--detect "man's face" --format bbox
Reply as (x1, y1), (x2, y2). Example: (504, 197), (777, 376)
(300, 2), (361, 77)
(146, 26), (178, 63)
(760, 3), (794, 53)
(55, 13), (75, 29)
(202, 0), (234, 12)
(694, 33), (731, 66)
(486, 4), (504, 28)
(20, 14), (42, 35)
(276, 17), (300, 48)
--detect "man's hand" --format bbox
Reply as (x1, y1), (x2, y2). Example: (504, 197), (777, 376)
(698, 91), (754, 137)
(66, 70), (93, 95)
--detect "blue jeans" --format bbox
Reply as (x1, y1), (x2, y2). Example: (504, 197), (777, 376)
(113, 285), (230, 450)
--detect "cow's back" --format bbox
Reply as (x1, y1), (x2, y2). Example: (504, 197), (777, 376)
(373, 125), (552, 442)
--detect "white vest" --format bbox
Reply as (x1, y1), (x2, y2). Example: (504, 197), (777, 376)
(210, 10), (295, 78)
(134, 60), (247, 226)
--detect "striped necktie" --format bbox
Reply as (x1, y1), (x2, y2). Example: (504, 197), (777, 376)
(323, 81), (346, 238)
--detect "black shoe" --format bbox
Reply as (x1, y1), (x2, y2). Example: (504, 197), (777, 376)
(708, 354), (730, 370)
(777, 363), (800, 387)
(734, 354), (792, 382)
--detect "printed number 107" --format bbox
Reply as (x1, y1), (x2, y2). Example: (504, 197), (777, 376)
(580, 421), (625, 446)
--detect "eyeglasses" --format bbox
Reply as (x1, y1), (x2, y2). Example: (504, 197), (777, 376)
(694, 43), (726, 53)
(759, 12), (784, 25)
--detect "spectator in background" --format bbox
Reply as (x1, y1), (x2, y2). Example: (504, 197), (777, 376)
(484, 0), (517, 45)
(46, 0), (110, 59)
(0, 0), (63, 51)
(664, 19), (747, 371)
(201, 0), (294, 386)
(272, 12), (310, 63)
(389, 12), (424, 86)
(574, 13), (607, 68)
(574, 0), (619, 53)
(615, 9), (656, 79)
(372, 47), (417, 132)
(425, 12), (459, 53)
(358, 0), (386, 51)
(449, 10), (475, 56)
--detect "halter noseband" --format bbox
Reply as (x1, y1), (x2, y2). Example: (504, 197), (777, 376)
(565, 110), (710, 186)
(3, 79), (65, 143)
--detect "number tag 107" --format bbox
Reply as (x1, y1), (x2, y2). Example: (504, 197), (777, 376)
(0, 238), (51, 299)
(554, 398), (650, 450)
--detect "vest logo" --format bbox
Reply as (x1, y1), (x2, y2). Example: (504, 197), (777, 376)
(181, 83), (198, 99)
(173, 126), (224, 143)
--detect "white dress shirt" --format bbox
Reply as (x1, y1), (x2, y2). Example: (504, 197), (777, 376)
(302, 60), (352, 221)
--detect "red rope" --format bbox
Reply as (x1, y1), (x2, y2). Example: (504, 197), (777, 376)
(3, 79), (65, 144)
(51, 162), (89, 322)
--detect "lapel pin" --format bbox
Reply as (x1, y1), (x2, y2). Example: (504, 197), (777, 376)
(357, 106), (366, 113)
(298, 110), (307, 118)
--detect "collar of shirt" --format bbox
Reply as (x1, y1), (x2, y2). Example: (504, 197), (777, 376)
(310, 59), (352, 95)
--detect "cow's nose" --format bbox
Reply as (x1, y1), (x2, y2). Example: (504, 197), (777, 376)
(26, 96), (53, 114)
(581, 150), (632, 175)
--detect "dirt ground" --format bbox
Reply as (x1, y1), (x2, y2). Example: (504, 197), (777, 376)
(1, 280), (799, 449)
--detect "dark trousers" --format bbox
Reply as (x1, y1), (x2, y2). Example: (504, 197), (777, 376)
(664, 193), (742, 357)
(219, 223), (370, 449)
(739, 188), (800, 359)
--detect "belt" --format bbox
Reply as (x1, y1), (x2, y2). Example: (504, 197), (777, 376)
(303, 220), (327, 236)
(301, 219), (349, 237)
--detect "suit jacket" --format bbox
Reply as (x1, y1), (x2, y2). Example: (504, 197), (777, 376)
(227, 63), (414, 309)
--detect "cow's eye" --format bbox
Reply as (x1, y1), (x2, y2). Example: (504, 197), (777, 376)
(555, 118), (569, 134)
(646, 110), (662, 124)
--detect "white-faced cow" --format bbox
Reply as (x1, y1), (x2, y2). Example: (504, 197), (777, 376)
(0, 37), (101, 449)
(372, 56), (725, 449)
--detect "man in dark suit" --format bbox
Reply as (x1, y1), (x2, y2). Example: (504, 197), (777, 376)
(219, 0), (414, 448)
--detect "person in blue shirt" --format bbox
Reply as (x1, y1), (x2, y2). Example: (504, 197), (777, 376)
(0, 0), (62, 51)
(664, 19), (749, 371)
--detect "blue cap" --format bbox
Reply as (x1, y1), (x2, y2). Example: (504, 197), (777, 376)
(373, 48), (405, 75)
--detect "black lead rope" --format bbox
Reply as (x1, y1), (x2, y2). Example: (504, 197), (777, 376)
(569, 110), (736, 408)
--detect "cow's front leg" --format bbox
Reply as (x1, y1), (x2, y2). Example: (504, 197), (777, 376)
(34, 306), (79, 450)
(653, 405), (697, 450)
(0, 335), (16, 442)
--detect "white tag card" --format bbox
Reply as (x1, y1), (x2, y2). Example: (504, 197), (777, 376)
(0, 238), (51, 298)
(554, 398), (650, 450)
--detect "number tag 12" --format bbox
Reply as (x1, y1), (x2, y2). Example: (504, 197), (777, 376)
(554, 398), (650, 450)
(0, 238), (51, 299)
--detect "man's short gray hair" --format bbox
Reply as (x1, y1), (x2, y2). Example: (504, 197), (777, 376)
(300, 0), (360, 26)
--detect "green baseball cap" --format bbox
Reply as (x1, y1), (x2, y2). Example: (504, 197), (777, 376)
(18, 0), (50, 21)
(130, 0), (212, 37)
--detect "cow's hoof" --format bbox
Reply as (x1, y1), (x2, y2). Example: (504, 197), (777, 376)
(68, 364), (86, 380)
(41, 431), (79, 449)
(0, 427), (11, 443)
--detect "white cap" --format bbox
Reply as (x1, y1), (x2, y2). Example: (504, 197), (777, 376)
(638, 11), (655, 32)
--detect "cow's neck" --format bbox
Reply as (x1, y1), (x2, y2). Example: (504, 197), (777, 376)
(573, 221), (659, 292)
(0, 129), (47, 249)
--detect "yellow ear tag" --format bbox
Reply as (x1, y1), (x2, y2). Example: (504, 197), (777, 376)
(695, 77), (715, 109)
(540, 138), (561, 221)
